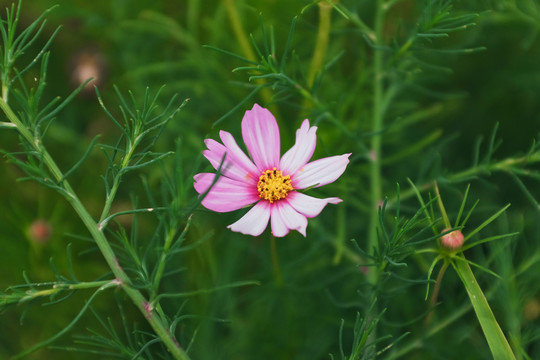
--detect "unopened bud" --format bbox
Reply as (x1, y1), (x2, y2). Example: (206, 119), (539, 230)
(69, 48), (107, 96)
(440, 228), (464, 250)
(28, 219), (52, 244)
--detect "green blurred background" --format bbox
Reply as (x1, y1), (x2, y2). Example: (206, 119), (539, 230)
(1, 0), (540, 359)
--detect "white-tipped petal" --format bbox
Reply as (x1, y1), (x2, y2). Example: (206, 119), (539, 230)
(219, 130), (259, 184)
(286, 192), (342, 218)
(228, 201), (271, 236)
(241, 104), (281, 171)
(292, 153), (351, 189)
(270, 201), (308, 237)
(194, 173), (259, 212)
(203, 133), (258, 185)
(279, 119), (317, 175)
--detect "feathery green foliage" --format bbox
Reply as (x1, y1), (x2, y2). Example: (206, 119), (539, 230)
(2, 0), (540, 359)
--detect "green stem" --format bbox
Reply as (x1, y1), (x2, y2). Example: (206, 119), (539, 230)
(153, 216), (192, 296)
(389, 151), (540, 208)
(453, 256), (516, 360)
(222, 0), (274, 106)
(98, 140), (136, 223)
(20, 279), (119, 304)
(425, 260), (449, 326)
(0, 121), (16, 129)
(270, 235), (283, 287)
(363, 2), (386, 355)
(332, 201), (346, 264)
(2, 84), (8, 103)
(153, 227), (177, 294)
(0, 99), (191, 360)
(367, 0), (386, 285)
(306, 1), (334, 88)
(61, 279), (116, 290)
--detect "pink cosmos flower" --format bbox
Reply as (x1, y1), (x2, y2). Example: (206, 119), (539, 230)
(193, 104), (350, 237)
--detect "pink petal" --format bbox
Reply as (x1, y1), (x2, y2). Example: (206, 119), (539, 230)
(193, 173), (259, 212)
(292, 153), (351, 189)
(202, 139), (231, 175)
(228, 201), (271, 236)
(270, 201), (308, 237)
(219, 131), (260, 183)
(203, 133), (258, 185)
(285, 192), (342, 218)
(279, 119), (317, 175)
(241, 104), (280, 171)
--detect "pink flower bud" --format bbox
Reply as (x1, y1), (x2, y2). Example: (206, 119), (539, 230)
(440, 228), (464, 250)
(28, 219), (52, 244)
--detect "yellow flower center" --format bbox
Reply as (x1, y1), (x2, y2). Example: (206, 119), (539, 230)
(257, 167), (293, 203)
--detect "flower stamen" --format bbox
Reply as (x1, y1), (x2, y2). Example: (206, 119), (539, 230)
(257, 167), (293, 203)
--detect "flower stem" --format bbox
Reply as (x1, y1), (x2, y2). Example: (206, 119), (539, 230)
(222, 0), (274, 106)
(367, 0), (386, 284)
(332, 202), (346, 264)
(306, 1), (335, 88)
(0, 98), (191, 360)
(270, 235), (283, 287)
(364, 1), (386, 353)
(453, 256), (516, 360)
(425, 260), (449, 326)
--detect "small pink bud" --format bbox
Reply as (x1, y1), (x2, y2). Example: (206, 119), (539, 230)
(440, 228), (464, 250)
(28, 219), (52, 244)
(69, 49), (107, 96)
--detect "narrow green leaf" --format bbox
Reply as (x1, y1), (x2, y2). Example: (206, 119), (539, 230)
(508, 172), (540, 209)
(61, 135), (101, 182)
(483, 122), (500, 165)
(464, 203), (511, 241)
(460, 232), (519, 252)
(454, 184), (470, 227)
(202, 45), (258, 65)
(453, 257), (516, 360)
(280, 16), (297, 73)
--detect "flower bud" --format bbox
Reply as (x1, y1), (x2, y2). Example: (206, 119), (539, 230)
(440, 228), (464, 250)
(69, 48), (107, 96)
(28, 219), (52, 244)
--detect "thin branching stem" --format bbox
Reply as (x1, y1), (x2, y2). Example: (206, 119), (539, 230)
(98, 138), (138, 224)
(388, 151), (540, 208)
(0, 98), (191, 360)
